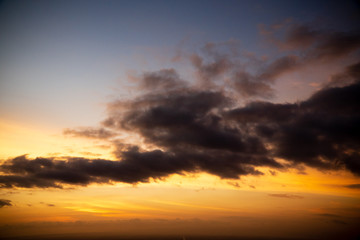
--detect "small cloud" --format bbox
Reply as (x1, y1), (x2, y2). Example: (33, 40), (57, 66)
(268, 193), (303, 199)
(249, 185), (256, 189)
(0, 199), (12, 208)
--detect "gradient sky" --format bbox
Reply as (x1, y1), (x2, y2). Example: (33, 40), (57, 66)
(1, 1), (360, 239)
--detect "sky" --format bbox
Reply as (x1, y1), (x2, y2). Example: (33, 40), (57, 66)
(0, 0), (360, 239)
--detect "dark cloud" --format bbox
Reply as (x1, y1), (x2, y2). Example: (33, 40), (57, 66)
(257, 55), (299, 82)
(263, 23), (360, 61)
(191, 53), (232, 84)
(252, 23), (360, 99)
(116, 91), (267, 155)
(327, 61), (360, 88)
(191, 25), (360, 99)
(2, 78), (360, 189)
(268, 194), (304, 199)
(312, 31), (360, 60)
(0, 199), (12, 208)
(284, 24), (321, 49)
(190, 41), (237, 86)
(226, 101), (294, 124)
(191, 50), (301, 99)
(0, 174), (62, 188)
(63, 127), (116, 139)
(227, 81), (360, 174)
(0, 147), (275, 188)
(2, 79), (360, 189)
(232, 71), (275, 99)
(187, 41), (302, 98)
(231, 55), (299, 99)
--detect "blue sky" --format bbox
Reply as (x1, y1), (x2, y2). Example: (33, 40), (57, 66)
(0, 0), (358, 128)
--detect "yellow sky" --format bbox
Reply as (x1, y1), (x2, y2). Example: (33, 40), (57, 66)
(1, 118), (359, 239)
(0, 119), (113, 160)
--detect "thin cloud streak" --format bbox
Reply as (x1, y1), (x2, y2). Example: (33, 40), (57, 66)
(63, 127), (116, 139)
(268, 194), (304, 199)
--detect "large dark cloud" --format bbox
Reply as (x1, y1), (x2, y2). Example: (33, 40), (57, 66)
(0, 25), (359, 189)
(0, 142), (277, 188)
(230, 82), (360, 174)
(1, 80), (359, 188)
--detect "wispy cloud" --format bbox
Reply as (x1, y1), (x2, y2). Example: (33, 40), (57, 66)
(63, 127), (116, 139)
(268, 194), (304, 199)
(260, 22), (360, 61)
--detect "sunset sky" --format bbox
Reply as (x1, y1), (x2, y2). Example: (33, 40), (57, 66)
(1, 1), (360, 239)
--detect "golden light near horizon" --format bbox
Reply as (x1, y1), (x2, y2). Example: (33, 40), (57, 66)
(1, 114), (360, 239)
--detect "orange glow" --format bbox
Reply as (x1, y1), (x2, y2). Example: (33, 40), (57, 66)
(0, 118), (114, 160)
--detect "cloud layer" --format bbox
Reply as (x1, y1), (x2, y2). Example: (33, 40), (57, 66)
(1, 78), (359, 188)
(1, 23), (359, 189)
